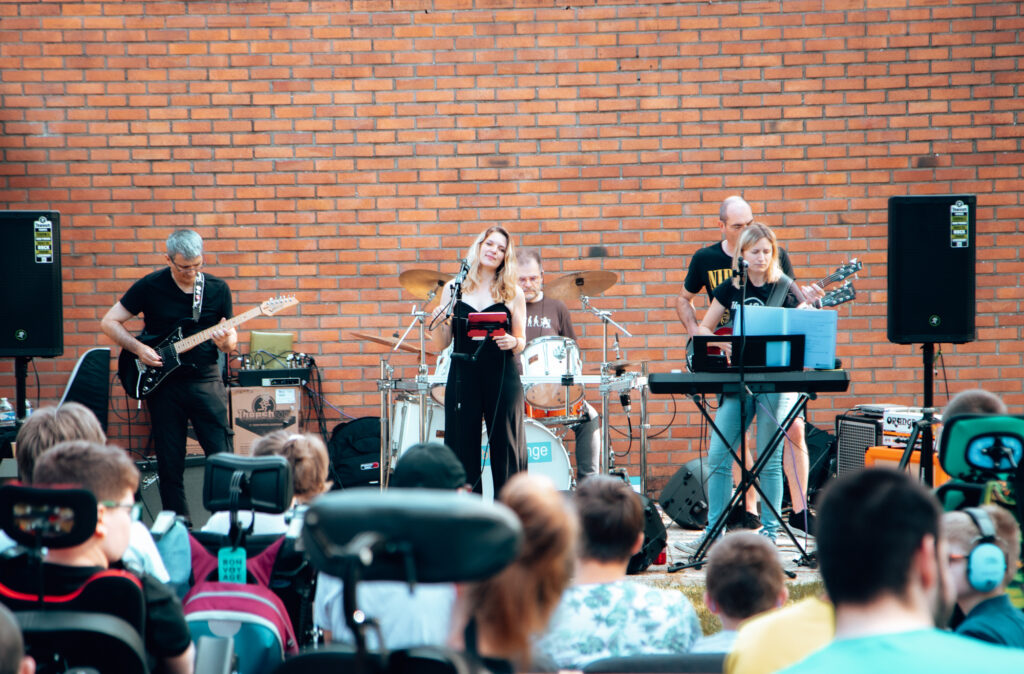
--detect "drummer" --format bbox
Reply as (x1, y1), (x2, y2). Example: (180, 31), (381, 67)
(518, 249), (602, 482)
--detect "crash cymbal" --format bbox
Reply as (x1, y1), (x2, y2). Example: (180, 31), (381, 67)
(351, 331), (437, 356)
(545, 270), (618, 303)
(399, 269), (452, 301)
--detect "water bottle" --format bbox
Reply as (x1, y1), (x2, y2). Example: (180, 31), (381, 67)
(0, 398), (14, 428)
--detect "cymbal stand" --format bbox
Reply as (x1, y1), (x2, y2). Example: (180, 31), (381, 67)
(579, 294), (632, 478)
(393, 290), (440, 447)
(377, 356), (395, 491)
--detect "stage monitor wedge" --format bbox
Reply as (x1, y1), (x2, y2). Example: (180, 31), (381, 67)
(887, 195), (975, 344)
(0, 211), (63, 357)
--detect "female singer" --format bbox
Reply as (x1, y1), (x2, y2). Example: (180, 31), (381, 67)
(683, 222), (808, 552)
(430, 226), (528, 495)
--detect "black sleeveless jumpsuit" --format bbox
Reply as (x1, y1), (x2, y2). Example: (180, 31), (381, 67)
(444, 300), (525, 495)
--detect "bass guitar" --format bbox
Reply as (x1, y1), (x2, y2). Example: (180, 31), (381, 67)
(118, 296), (299, 399)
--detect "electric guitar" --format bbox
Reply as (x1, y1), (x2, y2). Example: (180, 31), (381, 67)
(118, 296), (299, 399)
(684, 259), (862, 372)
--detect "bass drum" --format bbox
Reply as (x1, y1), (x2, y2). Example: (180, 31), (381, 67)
(481, 419), (572, 500)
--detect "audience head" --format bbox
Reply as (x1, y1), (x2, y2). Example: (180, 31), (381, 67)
(574, 475), (644, 564)
(391, 443), (467, 490)
(816, 468), (949, 623)
(251, 431), (330, 503)
(943, 505), (1020, 597)
(0, 603), (35, 674)
(943, 388), (1007, 419)
(467, 473), (577, 666)
(15, 403), (106, 483)
(704, 531), (787, 624)
(32, 440), (140, 566)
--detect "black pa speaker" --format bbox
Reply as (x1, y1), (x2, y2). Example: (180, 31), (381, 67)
(659, 458), (709, 530)
(627, 494), (667, 574)
(0, 211), (62, 357)
(887, 195), (976, 344)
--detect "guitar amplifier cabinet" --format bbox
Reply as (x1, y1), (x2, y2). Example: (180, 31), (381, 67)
(836, 413), (883, 477)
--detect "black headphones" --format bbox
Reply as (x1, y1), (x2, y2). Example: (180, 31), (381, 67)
(963, 507), (1007, 593)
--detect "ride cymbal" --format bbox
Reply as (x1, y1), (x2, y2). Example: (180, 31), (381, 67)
(545, 270), (619, 303)
(350, 331), (437, 356)
(399, 269), (452, 301)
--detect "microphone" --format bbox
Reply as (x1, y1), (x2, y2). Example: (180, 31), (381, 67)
(619, 390), (632, 414)
(452, 258), (470, 288)
(736, 256), (749, 269)
(613, 333), (622, 361)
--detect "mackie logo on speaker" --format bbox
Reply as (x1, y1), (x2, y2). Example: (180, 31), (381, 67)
(14, 329), (27, 341)
(235, 394), (296, 435)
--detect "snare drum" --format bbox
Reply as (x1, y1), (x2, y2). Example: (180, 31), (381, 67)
(430, 344), (452, 405)
(481, 419), (572, 500)
(525, 399), (583, 422)
(520, 336), (584, 410)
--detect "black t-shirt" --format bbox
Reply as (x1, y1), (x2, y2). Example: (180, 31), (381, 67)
(684, 242), (795, 327)
(711, 277), (801, 324)
(120, 268), (233, 367)
(525, 295), (577, 342)
(0, 554), (192, 661)
(684, 242), (795, 301)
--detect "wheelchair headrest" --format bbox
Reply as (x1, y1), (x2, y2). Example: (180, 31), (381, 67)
(0, 483), (98, 550)
(939, 414), (1024, 481)
(203, 453), (293, 514)
(302, 488), (522, 583)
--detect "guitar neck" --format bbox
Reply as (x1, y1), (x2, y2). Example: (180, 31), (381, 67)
(173, 306), (262, 354)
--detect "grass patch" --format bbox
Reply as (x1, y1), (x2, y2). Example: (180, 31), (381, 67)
(648, 579), (825, 636)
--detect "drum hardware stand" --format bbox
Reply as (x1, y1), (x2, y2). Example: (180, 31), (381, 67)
(394, 289), (441, 448)
(578, 294), (635, 481)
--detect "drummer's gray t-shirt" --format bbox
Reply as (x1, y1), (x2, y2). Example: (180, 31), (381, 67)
(525, 295), (576, 342)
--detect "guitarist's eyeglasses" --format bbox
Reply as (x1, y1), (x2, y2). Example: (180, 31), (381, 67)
(169, 258), (203, 273)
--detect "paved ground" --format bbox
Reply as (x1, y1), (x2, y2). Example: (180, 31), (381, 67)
(635, 505), (822, 588)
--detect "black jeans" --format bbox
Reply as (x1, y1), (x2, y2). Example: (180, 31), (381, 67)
(146, 365), (231, 518)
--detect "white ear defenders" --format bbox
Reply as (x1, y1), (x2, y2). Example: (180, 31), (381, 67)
(963, 507), (1007, 593)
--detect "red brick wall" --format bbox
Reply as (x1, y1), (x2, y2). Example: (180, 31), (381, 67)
(2, 0), (1022, 492)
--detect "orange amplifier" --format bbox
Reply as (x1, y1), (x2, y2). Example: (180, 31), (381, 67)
(864, 446), (950, 487)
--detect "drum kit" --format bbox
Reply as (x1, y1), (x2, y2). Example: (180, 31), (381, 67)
(349, 267), (650, 496)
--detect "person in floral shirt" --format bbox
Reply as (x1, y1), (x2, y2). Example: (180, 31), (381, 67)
(535, 476), (701, 669)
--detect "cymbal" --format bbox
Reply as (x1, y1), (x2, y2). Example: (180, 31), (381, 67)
(607, 360), (645, 373)
(545, 270), (618, 303)
(399, 269), (451, 301)
(351, 331), (437, 356)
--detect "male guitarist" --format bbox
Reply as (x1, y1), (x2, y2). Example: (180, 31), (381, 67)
(101, 229), (237, 521)
(675, 196), (822, 535)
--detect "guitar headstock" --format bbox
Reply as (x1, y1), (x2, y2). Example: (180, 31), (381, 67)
(259, 296), (300, 316)
(819, 282), (855, 308)
(830, 258), (862, 284)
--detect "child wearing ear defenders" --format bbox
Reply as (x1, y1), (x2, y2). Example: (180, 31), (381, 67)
(943, 505), (1024, 648)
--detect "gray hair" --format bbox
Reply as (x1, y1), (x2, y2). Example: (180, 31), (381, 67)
(166, 229), (203, 260)
(943, 388), (1007, 419)
(720, 195), (750, 222)
(519, 248), (543, 271)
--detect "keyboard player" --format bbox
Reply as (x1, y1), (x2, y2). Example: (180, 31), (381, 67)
(678, 223), (814, 555)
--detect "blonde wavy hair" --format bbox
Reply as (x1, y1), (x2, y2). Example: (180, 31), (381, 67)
(463, 225), (519, 305)
(733, 222), (782, 286)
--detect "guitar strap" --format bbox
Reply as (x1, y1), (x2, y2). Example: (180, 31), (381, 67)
(192, 272), (205, 322)
(766, 273), (793, 308)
